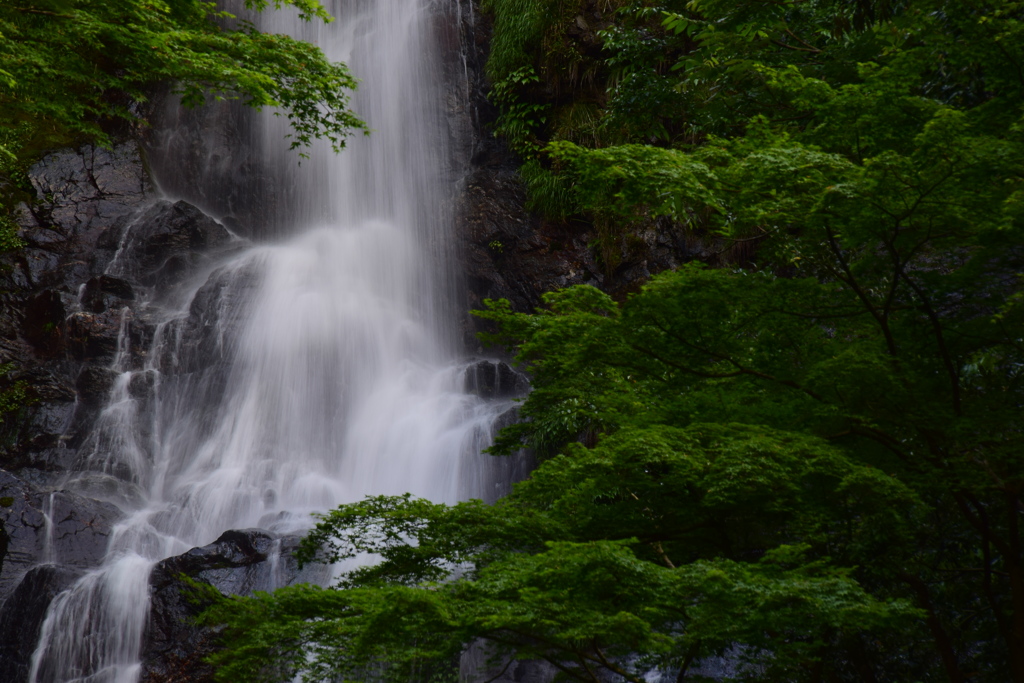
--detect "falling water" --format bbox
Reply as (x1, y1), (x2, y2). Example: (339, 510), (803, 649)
(27, 0), (520, 680)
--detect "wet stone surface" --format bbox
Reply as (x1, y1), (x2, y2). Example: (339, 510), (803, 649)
(140, 529), (330, 683)
(0, 142), (241, 481)
(0, 141), (263, 682)
(0, 564), (84, 683)
(114, 199), (235, 287)
(465, 360), (530, 399)
(0, 468), (122, 604)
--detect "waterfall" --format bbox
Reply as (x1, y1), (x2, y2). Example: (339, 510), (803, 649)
(26, 0), (520, 680)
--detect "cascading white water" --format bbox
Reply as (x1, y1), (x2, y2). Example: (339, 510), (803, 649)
(27, 0), (519, 680)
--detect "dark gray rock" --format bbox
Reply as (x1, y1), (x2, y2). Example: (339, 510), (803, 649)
(0, 142), (154, 477)
(22, 290), (66, 353)
(28, 144), (150, 244)
(0, 469), (122, 605)
(143, 85), (277, 239)
(81, 275), (135, 313)
(465, 360), (529, 399)
(63, 308), (136, 362)
(1, 365), (77, 474)
(0, 147), (238, 488)
(65, 365), (122, 446)
(116, 200), (233, 287)
(21, 248), (64, 289)
(75, 365), (119, 405)
(160, 258), (261, 377)
(0, 564), (83, 683)
(140, 528), (329, 683)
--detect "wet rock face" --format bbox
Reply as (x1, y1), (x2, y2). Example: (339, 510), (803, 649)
(163, 257), (261, 377)
(0, 143), (151, 476)
(0, 144), (268, 681)
(0, 466), (121, 679)
(465, 360), (530, 399)
(0, 564), (83, 683)
(0, 469), (121, 604)
(140, 529), (329, 683)
(20, 144), (151, 272)
(81, 275), (135, 314)
(143, 86), (280, 240)
(115, 200), (234, 286)
(454, 83), (590, 346)
(21, 290), (67, 353)
(0, 143), (241, 480)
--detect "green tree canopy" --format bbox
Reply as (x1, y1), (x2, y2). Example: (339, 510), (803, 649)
(201, 428), (919, 683)
(0, 0), (367, 164)
(201, 0), (1024, 681)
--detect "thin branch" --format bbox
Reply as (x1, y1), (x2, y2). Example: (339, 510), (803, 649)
(651, 541), (676, 569)
(824, 223), (899, 356)
(481, 657), (517, 683)
(12, 7), (73, 16)
(899, 573), (967, 683)
(901, 274), (963, 416)
(770, 38), (821, 54)
(784, 27), (822, 52)
(954, 493), (1013, 559)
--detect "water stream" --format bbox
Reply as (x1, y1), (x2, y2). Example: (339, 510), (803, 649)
(27, 0), (517, 679)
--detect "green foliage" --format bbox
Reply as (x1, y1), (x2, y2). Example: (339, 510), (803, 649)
(483, 0), (1024, 235)
(488, 66), (549, 158)
(519, 159), (575, 219)
(598, 18), (681, 143)
(468, 214), (1023, 677)
(0, 0), (368, 162)
(204, 426), (918, 682)
(203, 1), (1024, 681)
(547, 141), (719, 223)
(0, 212), (25, 253)
(480, 0), (556, 83)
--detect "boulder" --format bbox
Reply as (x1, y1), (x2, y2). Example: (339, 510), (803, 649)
(64, 308), (139, 362)
(117, 200), (233, 287)
(140, 528), (329, 683)
(74, 364), (120, 406)
(158, 258), (261, 376)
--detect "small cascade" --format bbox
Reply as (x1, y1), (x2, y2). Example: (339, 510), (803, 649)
(39, 493), (56, 566)
(24, 0), (526, 680)
(28, 554), (155, 683)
